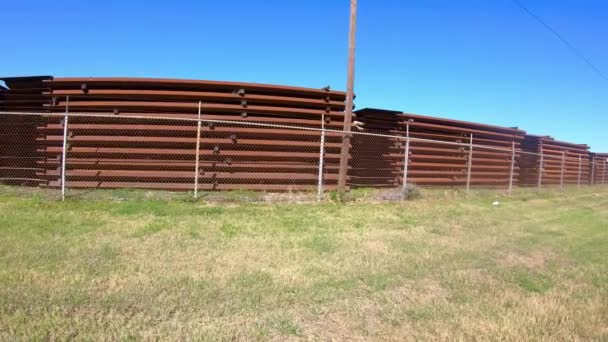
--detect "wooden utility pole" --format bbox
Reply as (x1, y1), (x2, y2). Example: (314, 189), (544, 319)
(337, 0), (357, 193)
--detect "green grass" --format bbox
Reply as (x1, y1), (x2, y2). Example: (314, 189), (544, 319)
(0, 186), (607, 340)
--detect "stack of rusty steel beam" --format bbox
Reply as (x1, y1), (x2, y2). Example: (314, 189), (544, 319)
(519, 135), (590, 187)
(351, 108), (526, 188)
(590, 153), (608, 185)
(0, 76), (347, 191)
(0, 76), (52, 187)
(0, 76), (53, 112)
(2, 75), (605, 194)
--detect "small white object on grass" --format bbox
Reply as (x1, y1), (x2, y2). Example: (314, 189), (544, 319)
(492, 201), (500, 207)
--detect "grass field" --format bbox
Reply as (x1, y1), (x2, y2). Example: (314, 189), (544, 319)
(0, 186), (607, 340)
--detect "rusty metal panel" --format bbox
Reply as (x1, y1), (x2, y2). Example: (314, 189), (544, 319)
(351, 108), (525, 188)
(520, 135), (591, 186)
(0, 76), (346, 192)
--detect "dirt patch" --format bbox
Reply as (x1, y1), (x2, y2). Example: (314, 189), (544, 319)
(500, 251), (550, 269)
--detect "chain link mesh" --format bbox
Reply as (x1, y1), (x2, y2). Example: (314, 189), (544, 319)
(195, 119), (324, 193)
(0, 111), (605, 200)
(0, 113), (57, 197)
(59, 115), (197, 194)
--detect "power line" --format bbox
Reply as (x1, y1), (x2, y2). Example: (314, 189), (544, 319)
(512, 0), (608, 81)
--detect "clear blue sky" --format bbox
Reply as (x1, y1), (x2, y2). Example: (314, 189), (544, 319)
(3, 0), (607, 151)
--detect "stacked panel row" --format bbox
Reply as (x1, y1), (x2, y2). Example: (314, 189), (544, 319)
(350, 108), (525, 188)
(0, 113), (48, 187)
(0, 76), (347, 191)
(519, 135), (591, 187)
(0, 77), (53, 187)
(2, 75), (605, 193)
(591, 153), (608, 185)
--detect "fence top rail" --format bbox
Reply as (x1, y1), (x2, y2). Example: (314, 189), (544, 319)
(0, 110), (586, 161)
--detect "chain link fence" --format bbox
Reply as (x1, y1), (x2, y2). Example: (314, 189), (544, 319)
(0, 111), (605, 201)
(591, 154), (608, 185)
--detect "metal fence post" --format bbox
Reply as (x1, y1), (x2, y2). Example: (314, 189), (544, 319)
(537, 147), (544, 189)
(193, 101), (202, 198)
(508, 140), (515, 194)
(577, 155), (582, 188)
(560, 152), (566, 192)
(316, 115), (326, 202)
(466, 133), (473, 193)
(590, 157), (595, 185)
(60, 96), (70, 201)
(603, 159), (606, 184)
(401, 122), (410, 197)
